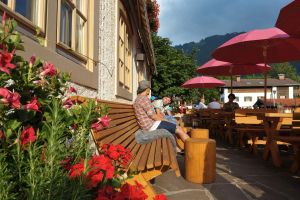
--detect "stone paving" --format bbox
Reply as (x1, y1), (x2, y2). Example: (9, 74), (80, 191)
(152, 145), (300, 200)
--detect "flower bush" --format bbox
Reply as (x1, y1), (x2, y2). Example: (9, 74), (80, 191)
(0, 13), (167, 200)
(147, 0), (160, 33)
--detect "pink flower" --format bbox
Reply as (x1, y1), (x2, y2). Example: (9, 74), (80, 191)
(63, 98), (75, 109)
(91, 121), (103, 131)
(68, 87), (77, 94)
(99, 116), (111, 128)
(20, 126), (36, 146)
(0, 88), (21, 109)
(29, 55), (36, 65)
(2, 12), (6, 25)
(0, 49), (16, 74)
(24, 97), (40, 112)
(40, 62), (57, 77)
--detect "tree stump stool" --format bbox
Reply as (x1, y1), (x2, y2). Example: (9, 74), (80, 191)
(185, 138), (216, 184)
(191, 128), (209, 139)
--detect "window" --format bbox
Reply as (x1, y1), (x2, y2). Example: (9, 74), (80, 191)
(279, 96), (286, 99)
(58, 0), (87, 55)
(235, 97), (239, 102)
(244, 96), (252, 102)
(117, 6), (133, 99)
(0, 0), (46, 30)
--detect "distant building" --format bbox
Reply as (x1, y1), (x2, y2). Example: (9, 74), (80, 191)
(220, 74), (300, 108)
(0, 0), (155, 104)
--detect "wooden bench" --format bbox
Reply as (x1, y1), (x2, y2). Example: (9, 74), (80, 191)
(274, 108), (300, 172)
(72, 96), (181, 181)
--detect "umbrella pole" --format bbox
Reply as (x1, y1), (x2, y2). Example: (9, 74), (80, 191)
(230, 75), (233, 93)
(264, 69), (267, 103)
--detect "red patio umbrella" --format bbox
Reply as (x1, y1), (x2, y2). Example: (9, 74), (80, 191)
(181, 76), (225, 88)
(212, 27), (300, 100)
(197, 59), (271, 93)
(276, 0), (300, 36)
(197, 59), (271, 75)
(213, 27), (300, 64)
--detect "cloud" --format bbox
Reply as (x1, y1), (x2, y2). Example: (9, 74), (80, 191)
(157, 0), (291, 45)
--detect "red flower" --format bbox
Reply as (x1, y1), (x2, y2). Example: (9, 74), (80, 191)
(154, 194), (168, 200)
(0, 88), (21, 109)
(0, 130), (5, 140)
(107, 144), (121, 160)
(24, 97), (40, 112)
(100, 115), (111, 128)
(115, 181), (148, 200)
(68, 87), (77, 94)
(88, 154), (113, 171)
(68, 161), (85, 179)
(86, 171), (104, 189)
(105, 165), (115, 179)
(2, 11), (6, 25)
(0, 49), (16, 74)
(61, 156), (73, 171)
(20, 126), (36, 146)
(40, 62), (57, 77)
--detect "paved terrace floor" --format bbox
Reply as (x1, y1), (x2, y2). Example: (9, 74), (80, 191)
(152, 144), (300, 200)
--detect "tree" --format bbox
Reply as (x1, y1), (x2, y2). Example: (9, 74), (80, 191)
(269, 62), (299, 81)
(151, 34), (220, 104)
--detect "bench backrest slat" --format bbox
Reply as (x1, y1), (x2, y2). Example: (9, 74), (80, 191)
(138, 143), (152, 171)
(154, 139), (163, 167)
(147, 140), (157, 169)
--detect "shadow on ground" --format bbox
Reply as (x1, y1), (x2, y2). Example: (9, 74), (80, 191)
(152, 143), (300, 200)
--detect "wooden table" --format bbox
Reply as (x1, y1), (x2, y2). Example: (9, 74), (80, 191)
(261, 113), (292, 167)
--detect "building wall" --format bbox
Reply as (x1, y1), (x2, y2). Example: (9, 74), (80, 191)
(97, 0), (150, 104)
(1, 1), (98, 96)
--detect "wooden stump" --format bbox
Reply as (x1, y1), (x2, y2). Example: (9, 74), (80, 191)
(191, 129), (209, 139)
(185, 138), (216, 184)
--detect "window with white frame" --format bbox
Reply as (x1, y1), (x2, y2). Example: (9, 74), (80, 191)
(117, 5), (133, 98)
(58, 0), (87, 55)
(0, 0), (46, 30)
(244, 96), (252, 102)
(235, 97), (239, 102)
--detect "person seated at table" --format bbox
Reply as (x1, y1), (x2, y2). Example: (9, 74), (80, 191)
(208, 98), (221, 109)
(153, 96), (177, 124)
(253, 98), (265, 109)
(197, 98), (207, 109)
(133, 80), (190, 143)
(223, 93), (239, 112)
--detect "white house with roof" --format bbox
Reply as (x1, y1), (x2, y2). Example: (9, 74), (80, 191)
(220, 74), (300, 108)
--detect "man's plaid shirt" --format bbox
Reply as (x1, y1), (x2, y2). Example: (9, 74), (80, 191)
(133, 95), (155, 130)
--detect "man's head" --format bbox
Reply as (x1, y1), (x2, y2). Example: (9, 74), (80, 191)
(228, 93), (236, 102)
(137, 80), (151, 95)
(163, 96), (171, 105)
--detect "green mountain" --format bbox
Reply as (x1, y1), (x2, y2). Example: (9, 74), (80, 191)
(175, 33), (300, 73)
(175, 32), (243, 66)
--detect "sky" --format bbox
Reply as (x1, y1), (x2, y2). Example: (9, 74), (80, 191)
(157, 0), (291, 45)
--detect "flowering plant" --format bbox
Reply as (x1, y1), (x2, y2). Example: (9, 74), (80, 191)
(146, 0), (160, 33)
(0, 13), (167, 199)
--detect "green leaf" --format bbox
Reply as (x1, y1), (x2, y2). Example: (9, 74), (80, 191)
(7, 120), (22, 131)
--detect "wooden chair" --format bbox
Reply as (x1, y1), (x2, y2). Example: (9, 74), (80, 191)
(71, 96), (180, 181)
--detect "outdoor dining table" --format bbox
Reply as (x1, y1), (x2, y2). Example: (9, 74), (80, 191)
(259, 113), (293, 167)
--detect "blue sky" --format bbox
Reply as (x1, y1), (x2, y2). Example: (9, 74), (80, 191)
(157, 0), (291, 45)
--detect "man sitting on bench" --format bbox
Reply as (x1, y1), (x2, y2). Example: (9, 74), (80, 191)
(133, 80), (190, 143)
